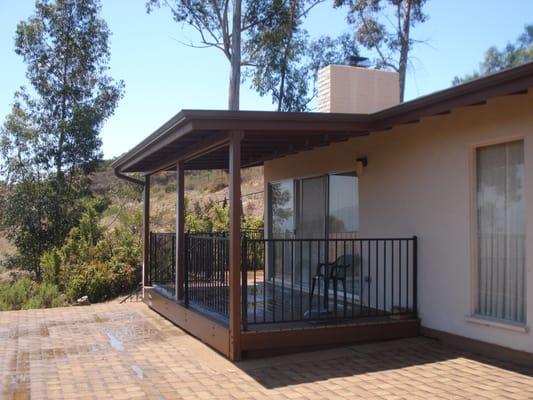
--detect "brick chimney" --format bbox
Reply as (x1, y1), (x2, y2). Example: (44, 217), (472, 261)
(317, 64), (400, 114)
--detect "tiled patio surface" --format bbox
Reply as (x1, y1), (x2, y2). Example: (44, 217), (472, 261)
(0, 302), (531, 400)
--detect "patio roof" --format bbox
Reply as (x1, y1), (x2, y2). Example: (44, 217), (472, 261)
(113, 61), (533, 174)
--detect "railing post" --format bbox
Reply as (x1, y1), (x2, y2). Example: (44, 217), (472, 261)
(241, 236), (248, 331)
(176, 160), (185, 301)
(412, 235), (418, 316)
(143, 175), (151, 291)
(184, 234), (189, 306)
(228, 131), (243, 361)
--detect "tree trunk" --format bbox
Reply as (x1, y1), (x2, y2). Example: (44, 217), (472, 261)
(228, 0), (241, 110)
(398, 0), (412, 102)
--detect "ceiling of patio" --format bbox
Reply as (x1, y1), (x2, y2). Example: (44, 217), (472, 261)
(117, 111), (372, 173)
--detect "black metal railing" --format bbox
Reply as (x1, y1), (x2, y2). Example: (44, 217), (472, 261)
(148, 232), (176, 296)
(242, 237), (418, 329)
(149, 232), (418, 330)
(184, 233), (230, 317)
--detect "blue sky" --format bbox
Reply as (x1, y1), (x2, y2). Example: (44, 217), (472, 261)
(1, 0), (533, 159)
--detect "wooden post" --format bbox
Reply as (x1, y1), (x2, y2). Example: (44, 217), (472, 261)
(143, 175), (151, 291)
(229, 131), (243, 361)
(176, 160), (185, 300)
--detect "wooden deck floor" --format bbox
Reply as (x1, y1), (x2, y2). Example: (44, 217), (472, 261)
(156, 280), (410, 331)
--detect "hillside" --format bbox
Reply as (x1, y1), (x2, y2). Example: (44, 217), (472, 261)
(1, 161), (264, 267)
(92, 162), (264, 232)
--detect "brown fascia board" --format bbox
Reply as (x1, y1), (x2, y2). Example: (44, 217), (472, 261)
(113, 62), (533, 174)
(114, 110), (371, 173)
(370, 61), (533, 129)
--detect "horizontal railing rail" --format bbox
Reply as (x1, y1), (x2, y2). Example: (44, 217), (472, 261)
(242, 236), (418, 330)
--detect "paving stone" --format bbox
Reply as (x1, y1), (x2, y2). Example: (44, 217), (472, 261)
(0, 302), (531, 399)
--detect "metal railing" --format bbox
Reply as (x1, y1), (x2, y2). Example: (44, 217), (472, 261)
(148, 232), (176, 295)
(149, 232), (418, 330)
(242, 237), (418, 329)
(185, 233), (230, 317)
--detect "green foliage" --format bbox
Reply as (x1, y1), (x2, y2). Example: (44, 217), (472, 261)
(453, 25), (533, 85)
(0, 277), (66, 311)
(164, 182), (177, 193)
(335, 0), (429, 101)
(41, 249), (61, 285)
(147, 0), (328, 110)
(47, 201), (142, 303)
(185, 199), (264, 233)
(0, 0), (124, 277)
(246, 1), (358, 111)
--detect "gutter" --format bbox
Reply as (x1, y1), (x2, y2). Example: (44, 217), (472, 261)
(114, 168), (145, 186)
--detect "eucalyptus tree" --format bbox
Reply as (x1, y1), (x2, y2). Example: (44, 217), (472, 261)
(453, 25), (533, 85)
(146, 0), (324, 110)
(0, 0), (123, 276)
(335, 0), (429, 101)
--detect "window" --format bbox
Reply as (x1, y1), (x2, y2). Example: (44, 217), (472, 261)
(270, 180), (294, 238)
(476, 140), (526, 323)
(329, 172), (359, 234)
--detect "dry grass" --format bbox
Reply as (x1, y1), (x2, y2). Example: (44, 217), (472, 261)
(0, 163), (265, 258)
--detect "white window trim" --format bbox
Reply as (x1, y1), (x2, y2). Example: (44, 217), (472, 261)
(468, 135), (527, 325)
(465, 315), (529, 333)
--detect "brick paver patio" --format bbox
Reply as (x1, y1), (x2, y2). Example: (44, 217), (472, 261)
(0, 302), (531, 399)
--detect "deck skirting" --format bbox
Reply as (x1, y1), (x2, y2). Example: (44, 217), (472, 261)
(145, 287), (420, 359)
(145, 288), (231, 358)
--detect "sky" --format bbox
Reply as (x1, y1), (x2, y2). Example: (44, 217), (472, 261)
(1, 0), (533, 159)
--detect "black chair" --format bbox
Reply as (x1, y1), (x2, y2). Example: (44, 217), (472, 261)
(310, 254), (357, 314)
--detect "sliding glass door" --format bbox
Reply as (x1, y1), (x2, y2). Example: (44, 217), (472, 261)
(268, 173), (359, 290)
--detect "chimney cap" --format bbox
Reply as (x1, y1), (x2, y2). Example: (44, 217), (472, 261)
(345, 55), (370, 68)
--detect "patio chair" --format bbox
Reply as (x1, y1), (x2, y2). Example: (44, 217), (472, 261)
(310, 254), (358, 313)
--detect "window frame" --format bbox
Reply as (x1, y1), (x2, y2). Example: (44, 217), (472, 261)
(469, 136), (527, 327)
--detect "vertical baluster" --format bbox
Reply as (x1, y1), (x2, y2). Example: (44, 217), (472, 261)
(281, 240), (285, 322)
(384, 239), (387, 314)
(375, 239), (379, 316)
(300, 240), (303, 320)
(351, 239), (355, 318)
(399, 239), (403, 313)
(290, 240), (294, 321)
(317, 240), (321, 319)
(391, 239), (395, 315)
(272, 240), (276, 324)
(263, 240), (267, 324)
(367, 240), (370, 316)
(413, 236), (418, 316)
(407, 238), (410, 313)
(253, 240), (257, 324)
(308, 240), (312, 319)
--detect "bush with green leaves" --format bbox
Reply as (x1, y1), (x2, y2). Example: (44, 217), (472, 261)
(40, 198), (142, 304)
(0, 277), (67, 311)
(185, 199), (263, 233)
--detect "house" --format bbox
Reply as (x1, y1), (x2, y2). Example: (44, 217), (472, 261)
(112, 61), (533, 363)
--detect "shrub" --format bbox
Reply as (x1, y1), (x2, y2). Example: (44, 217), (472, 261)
(46, 200), (142, 303)
(0, 277), (66, 311)
(41, 249), (61, 286)
(184, 200), (264, 233)
(164, 182), (177, 193)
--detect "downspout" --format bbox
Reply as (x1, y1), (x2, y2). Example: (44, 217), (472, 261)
(114, 168), (149, 299)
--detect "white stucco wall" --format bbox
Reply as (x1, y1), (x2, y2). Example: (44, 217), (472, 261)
(264, 92), (533, 354)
